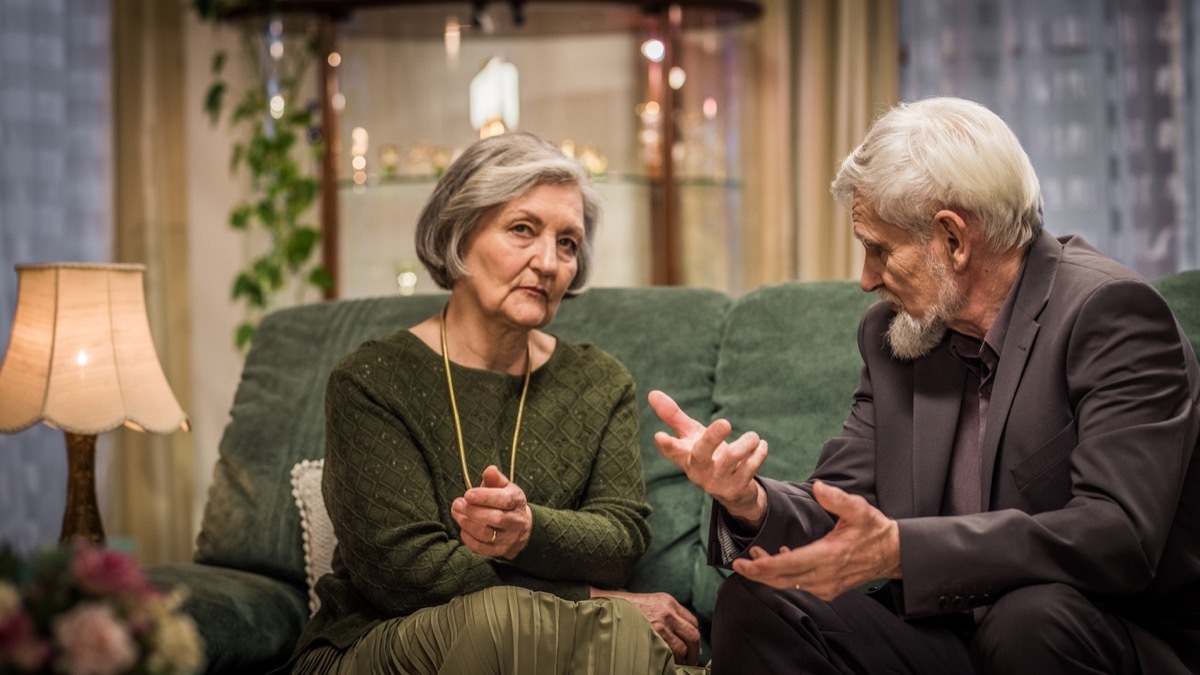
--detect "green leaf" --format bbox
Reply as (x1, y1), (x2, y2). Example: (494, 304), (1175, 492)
(231, 272), (266, 308)
(204, 82), (226, 124)
(235, 321), (257, 350)
(289, 108), (314, 128)
(231, 93), (266, 125)
(308, 265), (334, 291)
(256, 198), (279, 228)
(284, 227), (319, 267)
(229, 142), (245, 173)
(229, 204), (253, 230)
(253, 256), (284, 290)
(211, 50), (227, 75)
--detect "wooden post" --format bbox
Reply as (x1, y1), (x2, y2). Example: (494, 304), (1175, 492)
(318, 13), (341, 299)
(650, 3), (683, 285)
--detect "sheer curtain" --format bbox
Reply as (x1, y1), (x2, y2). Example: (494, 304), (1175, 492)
(0, 0), (113, 554)
(109, 0), (196, 565)
(900, 0), (1199, 278)
(742, 0), (900, 286)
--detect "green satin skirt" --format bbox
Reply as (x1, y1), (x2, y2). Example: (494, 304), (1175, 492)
(294, 586), (708, 675)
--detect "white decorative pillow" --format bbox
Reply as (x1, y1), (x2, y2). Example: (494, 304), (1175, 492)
(290, 459), (336, 616)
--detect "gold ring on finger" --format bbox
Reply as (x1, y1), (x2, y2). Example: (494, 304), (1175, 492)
(489, 527), (498, 543)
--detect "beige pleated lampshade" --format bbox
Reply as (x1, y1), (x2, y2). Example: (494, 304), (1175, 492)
(0, 263), (189, 436)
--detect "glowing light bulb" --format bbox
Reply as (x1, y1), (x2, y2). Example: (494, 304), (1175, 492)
(668, 66), (686, 90)
(641, 39), (665, 63)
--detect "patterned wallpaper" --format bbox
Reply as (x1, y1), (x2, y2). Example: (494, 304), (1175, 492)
(0, 0), (112, 554)
(899, 0), (1199, 279)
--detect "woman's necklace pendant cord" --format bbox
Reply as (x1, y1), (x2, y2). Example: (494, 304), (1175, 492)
(440, 306), (532, 491)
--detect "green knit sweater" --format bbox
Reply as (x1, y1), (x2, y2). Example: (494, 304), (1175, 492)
(293, 330), (653, 656)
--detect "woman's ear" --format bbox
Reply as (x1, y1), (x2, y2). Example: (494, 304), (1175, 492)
(933, 209), (970, 272)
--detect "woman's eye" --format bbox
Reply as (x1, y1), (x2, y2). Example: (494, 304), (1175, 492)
(512, 223), (534, 234)
(559, 238), (579, 253)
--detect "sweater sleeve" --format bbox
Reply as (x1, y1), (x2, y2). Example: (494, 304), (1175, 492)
(507, 376), (653, 589)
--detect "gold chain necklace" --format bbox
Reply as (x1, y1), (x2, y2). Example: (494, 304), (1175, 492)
(440, 306), (532, 491)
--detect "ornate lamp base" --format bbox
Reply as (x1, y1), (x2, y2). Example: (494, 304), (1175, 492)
(60, 431), (105, 544)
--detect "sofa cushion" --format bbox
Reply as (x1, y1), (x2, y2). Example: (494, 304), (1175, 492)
(146, 563), (308, 675)
(1155, 270), (1200, 356)
(544, 287), (730, 606)
(692, 280), (875, 618)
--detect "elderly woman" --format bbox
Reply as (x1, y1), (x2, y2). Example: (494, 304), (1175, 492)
(283, 132), (705, 675)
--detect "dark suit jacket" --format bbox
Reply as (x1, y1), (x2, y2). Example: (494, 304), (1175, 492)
(711, 230), (1200, 672)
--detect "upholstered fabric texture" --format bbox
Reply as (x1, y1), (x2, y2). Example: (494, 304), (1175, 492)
(694, 280), (878, 617)
(145, 562), (308, 675)
(535, 286), (731, 605)
(1156, 270), (1200, 354)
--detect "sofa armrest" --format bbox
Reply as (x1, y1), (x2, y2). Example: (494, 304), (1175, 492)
(146, 562), (309, 675)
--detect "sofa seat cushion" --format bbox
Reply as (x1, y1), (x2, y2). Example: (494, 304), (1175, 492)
(545, 287), (730, 606)
(146, 562), (309, 675)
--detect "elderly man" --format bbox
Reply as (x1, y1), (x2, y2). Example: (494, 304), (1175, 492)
(651, 97), (1200, 674)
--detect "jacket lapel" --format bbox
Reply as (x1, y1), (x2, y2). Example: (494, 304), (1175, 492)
(980, 230), (1061, 507)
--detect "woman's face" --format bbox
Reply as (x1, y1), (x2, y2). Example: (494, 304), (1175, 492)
(455, 182), (586, 331)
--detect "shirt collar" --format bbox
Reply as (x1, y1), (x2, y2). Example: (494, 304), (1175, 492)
(949, 254), (1029, 379)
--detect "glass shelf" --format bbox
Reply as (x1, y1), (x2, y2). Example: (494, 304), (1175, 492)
(337, 172), (745, 191)
(338, 172), (743, 298)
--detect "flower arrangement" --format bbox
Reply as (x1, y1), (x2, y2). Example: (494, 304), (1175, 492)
(0, 541), (204, 675)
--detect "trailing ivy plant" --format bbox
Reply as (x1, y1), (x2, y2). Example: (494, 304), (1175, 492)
(196, 3), (332, 349)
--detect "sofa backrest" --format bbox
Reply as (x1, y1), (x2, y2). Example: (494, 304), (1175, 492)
(1156, 270), (1200, 357)
(192, 269), (1200, 617)
(674, 280), (875, 615)
(533, 287), (731, 605)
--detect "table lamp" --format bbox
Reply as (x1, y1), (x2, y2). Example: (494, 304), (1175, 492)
(0, 263), (189, 544)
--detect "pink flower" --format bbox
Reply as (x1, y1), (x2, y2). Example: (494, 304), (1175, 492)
(0, 609), (51, 670)
(70, 545), (154, 598)
(52, 602), (137, 675)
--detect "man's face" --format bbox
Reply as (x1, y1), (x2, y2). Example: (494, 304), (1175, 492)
(852, 197), (963, 360)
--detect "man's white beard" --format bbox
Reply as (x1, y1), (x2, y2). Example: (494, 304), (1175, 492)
(882, 252), (963, 361)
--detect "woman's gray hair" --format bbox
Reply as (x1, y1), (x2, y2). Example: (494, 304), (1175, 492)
(415, 131), (601, 291)
(830, 97), (1043, 251)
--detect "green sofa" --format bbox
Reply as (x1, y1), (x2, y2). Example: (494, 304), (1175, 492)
(147, 271), (1200, 674)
